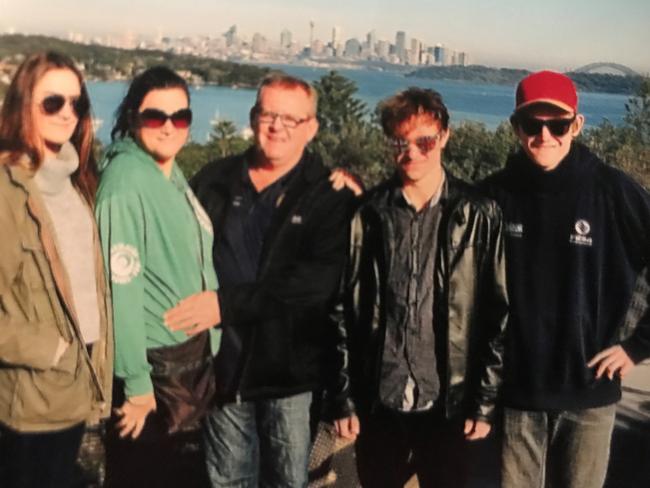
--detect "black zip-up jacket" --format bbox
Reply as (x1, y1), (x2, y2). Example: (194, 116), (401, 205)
(328, 173), (509, 422)
(482, 143), (650, 410)
(191, 149), (354, 401)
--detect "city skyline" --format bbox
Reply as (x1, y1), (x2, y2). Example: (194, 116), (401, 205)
(1, 0), (649, 73)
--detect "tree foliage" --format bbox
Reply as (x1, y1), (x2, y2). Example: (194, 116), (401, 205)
(311, 71), (392, 186)
(176, 120), (251, 178)
(582, 77), (650, 188)
(445, 121), (517, 181)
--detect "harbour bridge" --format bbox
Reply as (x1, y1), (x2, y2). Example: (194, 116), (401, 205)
(573, 62), (640, 77)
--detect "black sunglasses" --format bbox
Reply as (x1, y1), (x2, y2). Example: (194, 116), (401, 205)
(40, 94), (89, 118)
(516, 115), (576, 137)
(138, 108), (193, 129)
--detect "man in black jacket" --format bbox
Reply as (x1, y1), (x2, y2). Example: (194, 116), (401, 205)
(190, 74), (354, 488)
(330, 88), (509, 487)
(483, 70), (650, 488)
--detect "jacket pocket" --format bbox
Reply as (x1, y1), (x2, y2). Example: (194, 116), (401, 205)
(19, 240), (72, 342)
(12, 349), (93, 427)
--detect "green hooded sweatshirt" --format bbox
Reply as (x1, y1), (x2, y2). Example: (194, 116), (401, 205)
(96, 138), (220, 397)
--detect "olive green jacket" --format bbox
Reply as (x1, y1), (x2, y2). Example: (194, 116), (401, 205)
(0, 154), (113, 432)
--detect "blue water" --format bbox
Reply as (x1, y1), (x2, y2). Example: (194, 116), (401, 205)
(87, 65), (629, 145)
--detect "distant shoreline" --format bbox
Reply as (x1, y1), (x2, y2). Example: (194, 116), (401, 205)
(0, 34), (644, 96)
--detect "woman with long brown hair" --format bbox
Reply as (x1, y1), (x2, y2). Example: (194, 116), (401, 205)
(0, 51), (113, 488)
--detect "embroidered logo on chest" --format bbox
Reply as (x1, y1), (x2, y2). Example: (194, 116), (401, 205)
(569, 219), (593, 247)
(505, 222), (524, 238)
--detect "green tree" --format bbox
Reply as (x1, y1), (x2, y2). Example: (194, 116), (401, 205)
(176, 119), (251, 179)
(314, 71), (367, 133)
(176, 142), (212, 178)
(624, 77), (650, 146)
(209, 119), (239, 158)
(582, 76), (650, 188)
(312, 71), (391, 187)
(445, 121), (517, 182)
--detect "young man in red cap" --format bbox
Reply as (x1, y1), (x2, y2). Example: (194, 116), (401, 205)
(483, 71), (650, 487)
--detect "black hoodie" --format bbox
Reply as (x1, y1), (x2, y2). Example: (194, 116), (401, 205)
(482, 143), (650, 410)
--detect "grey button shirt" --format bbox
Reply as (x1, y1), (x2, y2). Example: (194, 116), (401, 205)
(378, 173), (446, 412)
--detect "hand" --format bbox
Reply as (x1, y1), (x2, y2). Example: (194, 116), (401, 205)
(329, 169), (364, 197)
(164, 290), (221, 335)
(588, 345), (635, 380)
(115, 393), (157, 439)
(334, 415), (361, 440)
(464, 419), (491, 440)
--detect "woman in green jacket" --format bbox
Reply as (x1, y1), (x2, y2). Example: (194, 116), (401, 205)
(0, 52), (113, 488)
(96, 66), (221, 487)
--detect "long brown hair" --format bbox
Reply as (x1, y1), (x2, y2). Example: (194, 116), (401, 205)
(0, 51), (97, 203)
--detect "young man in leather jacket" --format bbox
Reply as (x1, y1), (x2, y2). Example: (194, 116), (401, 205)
(329, 87), (509, 488)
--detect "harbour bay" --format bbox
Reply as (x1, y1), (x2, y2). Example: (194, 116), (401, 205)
(88, 64), (629, 144)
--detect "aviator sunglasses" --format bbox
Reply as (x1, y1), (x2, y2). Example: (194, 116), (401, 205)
(40, 94), (89, 118)
(390, 134), (441, 155)
(138, 108), (193, 129)
(516, 115), (576, 137)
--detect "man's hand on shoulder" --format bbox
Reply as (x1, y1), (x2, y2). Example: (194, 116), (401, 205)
(330, 168), (364, 197)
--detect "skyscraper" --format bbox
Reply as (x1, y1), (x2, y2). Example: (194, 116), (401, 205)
(434, 43), (447, 66)
(344, 38), (362, 58)
(410, 38), (422, 65)
(366, 30), (377, 53)
(395, 31), (407, 63)
(280, 29), (292, 49)
(252, 33), (267, 53)
(376, 40), (390, 59)
(332, 26), (343, 56)
(224, 25), (238, 47)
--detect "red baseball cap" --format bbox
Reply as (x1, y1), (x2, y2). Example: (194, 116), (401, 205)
(515, 70), (578, 113)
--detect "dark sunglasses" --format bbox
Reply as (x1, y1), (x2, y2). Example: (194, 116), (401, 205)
(516, 116), (576, 137)
(138, 108), (193, 129)
(390, 134), (440, 155)
(40, 94), (89, 118)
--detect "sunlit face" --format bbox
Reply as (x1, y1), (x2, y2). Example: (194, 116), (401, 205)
(31, 68), (82, 152)
(391, 114), (449, 184)
(514, 104), (584, 171)
(135, 87), (190, 165)
(253, 85), (318, 169)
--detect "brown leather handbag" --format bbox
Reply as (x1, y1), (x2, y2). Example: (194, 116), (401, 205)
(146, 330), (216, 434)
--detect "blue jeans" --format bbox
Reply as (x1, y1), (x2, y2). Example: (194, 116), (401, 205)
(502, 405), (617, 488)
(203, 391), (312, 488)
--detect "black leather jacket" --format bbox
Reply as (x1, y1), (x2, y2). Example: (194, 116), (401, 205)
(327, 173), (508, 422)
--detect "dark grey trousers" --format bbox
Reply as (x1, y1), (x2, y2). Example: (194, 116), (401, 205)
(502, 405), (616, 488)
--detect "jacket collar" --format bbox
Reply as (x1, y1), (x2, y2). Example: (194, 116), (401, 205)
(503, 142), (596, 193)
(209, 146), (329, 194)
(5, 155), (37, 193)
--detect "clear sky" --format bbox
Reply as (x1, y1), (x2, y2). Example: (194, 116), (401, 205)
(2, 0), (649, 73)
